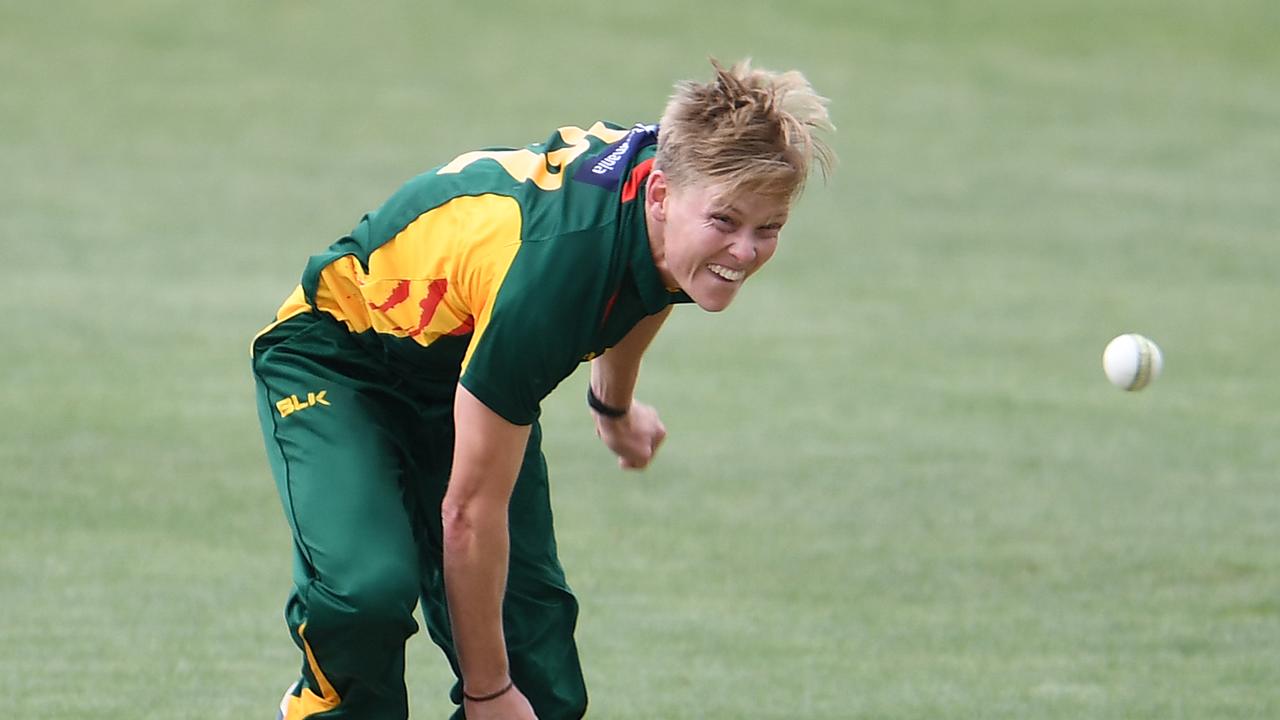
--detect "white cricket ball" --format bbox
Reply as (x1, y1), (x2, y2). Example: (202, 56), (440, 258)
(1102, 333), (1163, 391)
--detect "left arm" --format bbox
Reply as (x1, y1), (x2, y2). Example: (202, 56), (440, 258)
(588, 306), (672, 469)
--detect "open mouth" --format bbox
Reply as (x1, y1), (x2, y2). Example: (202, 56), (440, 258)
(707, 263), (745, 282)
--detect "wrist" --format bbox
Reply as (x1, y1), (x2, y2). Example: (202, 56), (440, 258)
(587, 386), (629, 418)
(463, 677), (515, 703)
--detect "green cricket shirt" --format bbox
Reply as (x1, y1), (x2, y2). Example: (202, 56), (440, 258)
(260, 122), (690, 425)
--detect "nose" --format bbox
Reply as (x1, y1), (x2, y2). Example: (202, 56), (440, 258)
(726, 231), (756, 265)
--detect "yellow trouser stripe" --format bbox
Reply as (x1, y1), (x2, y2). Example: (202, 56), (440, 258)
(282, 623), (341, 719)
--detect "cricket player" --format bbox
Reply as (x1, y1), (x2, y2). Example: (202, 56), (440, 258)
(251, 59), (833, 719)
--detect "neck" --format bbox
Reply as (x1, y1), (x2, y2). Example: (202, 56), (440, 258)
(644, 202), (677, 289)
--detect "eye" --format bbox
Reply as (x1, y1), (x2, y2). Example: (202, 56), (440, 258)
(757, 223), (783, 239)
(710, 214), (736, 230)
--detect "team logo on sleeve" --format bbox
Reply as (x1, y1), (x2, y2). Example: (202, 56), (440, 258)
(572, 123), (659, 190)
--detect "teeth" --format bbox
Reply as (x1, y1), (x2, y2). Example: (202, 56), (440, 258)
(707, 263), (745, 282)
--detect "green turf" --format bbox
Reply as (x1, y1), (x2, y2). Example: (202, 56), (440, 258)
(2, 1), (1278, 718)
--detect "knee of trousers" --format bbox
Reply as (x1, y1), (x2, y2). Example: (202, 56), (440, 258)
(505, 586), (588, 719)
(294, 568), (421, 677)
(535, 679), (589, 720)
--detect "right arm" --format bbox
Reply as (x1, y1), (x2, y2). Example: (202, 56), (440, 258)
(441, 385), (539, 719)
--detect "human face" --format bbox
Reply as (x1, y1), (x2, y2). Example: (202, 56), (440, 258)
(645, 172), (789, 312)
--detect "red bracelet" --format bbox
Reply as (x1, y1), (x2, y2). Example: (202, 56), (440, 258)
(463, 679), (514, 703)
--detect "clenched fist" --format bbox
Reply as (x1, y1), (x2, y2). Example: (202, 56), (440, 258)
(594, 400), (667, 470)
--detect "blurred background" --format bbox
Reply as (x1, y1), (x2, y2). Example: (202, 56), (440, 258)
(2, 1), (1277, 718)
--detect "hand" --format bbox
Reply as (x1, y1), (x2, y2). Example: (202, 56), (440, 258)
(464, 683), (538, 720)
(594, 400), (667, 470)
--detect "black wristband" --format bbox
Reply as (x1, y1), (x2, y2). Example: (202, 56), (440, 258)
(587, 386), (629, 418)
(463, 679), (514, 703)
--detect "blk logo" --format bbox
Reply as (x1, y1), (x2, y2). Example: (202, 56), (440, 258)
(276, 391), (330, 418)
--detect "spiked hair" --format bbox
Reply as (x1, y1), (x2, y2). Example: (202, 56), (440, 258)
(656, 58), (835, 202)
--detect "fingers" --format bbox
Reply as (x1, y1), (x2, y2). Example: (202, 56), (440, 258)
(618, 454), (651, 470)
(596, 402), (666, 470)
(618, 430), (665, 470)
(616, 440), (648, 470)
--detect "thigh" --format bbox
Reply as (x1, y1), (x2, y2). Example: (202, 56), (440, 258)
(253, 316), (422, 602)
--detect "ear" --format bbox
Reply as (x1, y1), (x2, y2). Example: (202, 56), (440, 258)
(646, 170), (669, 221)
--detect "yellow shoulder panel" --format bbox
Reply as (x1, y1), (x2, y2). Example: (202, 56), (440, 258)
(314, 194), (523, 349)
(437, 122), (630, 191)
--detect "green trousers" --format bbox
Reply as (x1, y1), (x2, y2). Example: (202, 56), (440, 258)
(251, 313), (588, 719)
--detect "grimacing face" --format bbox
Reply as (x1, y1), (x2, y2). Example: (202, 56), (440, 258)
(644, 171), (790, 312)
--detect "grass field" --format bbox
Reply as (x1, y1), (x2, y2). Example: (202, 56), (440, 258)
(3, 1), (1279, 718)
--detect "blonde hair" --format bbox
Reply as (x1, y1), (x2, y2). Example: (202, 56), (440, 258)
(656, 58), (835, 203)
